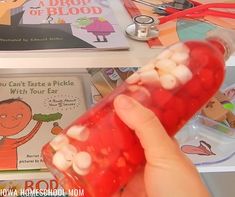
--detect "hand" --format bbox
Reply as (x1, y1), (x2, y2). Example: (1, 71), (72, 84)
(113, 95), (211, 197)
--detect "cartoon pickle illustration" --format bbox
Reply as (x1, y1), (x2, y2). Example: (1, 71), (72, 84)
(0, 0), (26, 25)
(181, 140), (216, 156)
(76, 17), (115, 42)
(0, 99), (62, 170)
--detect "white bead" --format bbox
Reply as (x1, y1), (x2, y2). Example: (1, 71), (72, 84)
(156, 49), (173, 60)
(138, 61), (155, 72)
(160, 74), (178, 90)
(67, 125), (90, 142)
(171, 64), (193, 84)
(74, 152), (92, 170)
(52, 151), (72, 171)
(169, 42), (189, 53)
(73, 151), (92, 176)
(126, 73), (140, 84)
(139, 70), (160, 85)
(60, 144), (77, 160)
(155, 59), (177, 72)
(171, 52), (189, 65)
(50, 134), (69, 151)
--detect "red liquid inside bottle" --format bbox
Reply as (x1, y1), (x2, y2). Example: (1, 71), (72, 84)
(42, 39), (228, 197)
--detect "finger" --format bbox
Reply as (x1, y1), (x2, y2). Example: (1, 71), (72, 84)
(121, 171), (146, 197)
(113, 95), (175, 155)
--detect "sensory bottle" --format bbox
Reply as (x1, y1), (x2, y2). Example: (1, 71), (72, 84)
(42, 29), (235, 197)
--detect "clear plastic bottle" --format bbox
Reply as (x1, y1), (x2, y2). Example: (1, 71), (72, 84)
(42, 29), (235, 197)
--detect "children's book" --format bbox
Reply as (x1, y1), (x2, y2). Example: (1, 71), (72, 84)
(0, 0), (129, 51)
(0, 74), (88, 171)
(88, 67), (138, 97)
(0, 178), (69, 196)
(123, 0), (235, 47)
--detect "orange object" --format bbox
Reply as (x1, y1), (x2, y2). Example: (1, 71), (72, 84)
(51, 122), (63, 135)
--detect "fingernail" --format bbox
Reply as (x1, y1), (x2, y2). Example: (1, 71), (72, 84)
(115, 95), (134, 109)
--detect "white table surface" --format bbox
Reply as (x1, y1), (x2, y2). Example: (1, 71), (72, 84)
(0, 0), (235, 180)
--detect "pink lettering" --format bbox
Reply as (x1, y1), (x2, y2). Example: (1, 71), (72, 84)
(35, 180), (49, 190)
(24, 180), (33, 190)
(47, 7), (58, 15)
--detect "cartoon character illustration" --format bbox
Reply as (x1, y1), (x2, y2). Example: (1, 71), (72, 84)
(201, 92), (235, 128)
(0, 99), (62, 170)
(76, 17), (115, 42)
(181, 140), (216, 156)
(0, 0), (26, 25)
(0, 0), (95, 50)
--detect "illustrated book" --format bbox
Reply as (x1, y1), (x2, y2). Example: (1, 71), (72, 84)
(0, 74), (88, 170)
(0, 0), (129, 50)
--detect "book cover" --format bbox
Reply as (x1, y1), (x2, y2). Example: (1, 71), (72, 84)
(88, 67), (137, 97)
(0, 178), (69, 196)
(123, 0), (235, 47)
(0, 75), (87, 171)
(0, 0), (129, 51)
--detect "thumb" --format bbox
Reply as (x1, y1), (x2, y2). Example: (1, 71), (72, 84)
(113, 94), (177, 162)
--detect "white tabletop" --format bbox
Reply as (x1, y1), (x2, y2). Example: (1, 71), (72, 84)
(0, 0), (235, 180)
